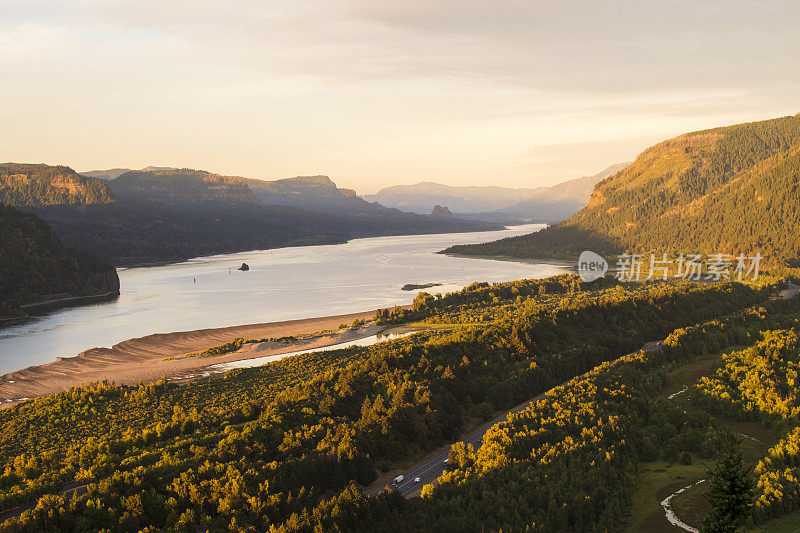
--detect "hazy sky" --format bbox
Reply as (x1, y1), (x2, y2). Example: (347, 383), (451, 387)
(1, 1), (798, 193)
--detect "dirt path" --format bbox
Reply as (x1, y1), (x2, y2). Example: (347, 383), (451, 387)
(661, 480), (706, 533)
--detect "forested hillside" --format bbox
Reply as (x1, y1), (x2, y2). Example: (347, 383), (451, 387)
(0, 204), (119, 318)
(0, 163), (115, 207)
(244, 175), (385, 216)
(2, 164), (499, 266)
(0, 274), (781, 531)
(445, 114), (800, 264)
(108, 169), (261, 208)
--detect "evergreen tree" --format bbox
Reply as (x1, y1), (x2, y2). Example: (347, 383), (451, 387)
(701, 435), (756, 533)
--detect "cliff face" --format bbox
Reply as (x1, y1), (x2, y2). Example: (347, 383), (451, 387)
(244, 175), (386, 216)
(0, 204), (119, 318)
(109, 169), (261, 208)
(0, 163), (116, 207)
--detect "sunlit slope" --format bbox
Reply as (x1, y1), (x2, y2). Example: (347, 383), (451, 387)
(445, 114), (800, 264)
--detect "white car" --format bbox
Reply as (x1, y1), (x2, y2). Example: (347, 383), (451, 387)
(414, 477), (421, 484)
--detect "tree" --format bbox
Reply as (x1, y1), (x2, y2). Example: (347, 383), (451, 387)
(701, 435), (756, 533)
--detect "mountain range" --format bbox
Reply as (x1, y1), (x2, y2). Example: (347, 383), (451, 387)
(0, 164), (499, 267)
(364, 164), (628, 223)
(364, 182), (538, 214)
(445, 114), (800, 266)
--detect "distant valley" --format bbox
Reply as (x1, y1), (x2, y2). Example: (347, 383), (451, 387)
(364, 163), (628, 223)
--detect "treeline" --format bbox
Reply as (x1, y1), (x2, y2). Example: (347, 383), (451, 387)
(692, 328), (800, 524)
(754, 426), (800, 522)
(423, 348), (721, 531)
(375, 274), (607, 325)
(696, 329), (800, 421)
(0, 278), (765, 531)
(444, 114), (800, 266)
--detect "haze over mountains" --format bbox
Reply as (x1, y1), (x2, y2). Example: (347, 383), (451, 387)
(364, 183), (538, 214)
(446, 114), (800, 265)
(13, 109), (800, 322)
(0, 164), (499, 270)
(81, 163), (622, 224)
(487, 163), (629, 222)
(365, 164), (629, 223)
(241, 175), (387, 217)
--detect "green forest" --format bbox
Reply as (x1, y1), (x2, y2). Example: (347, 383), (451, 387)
(4, 271), (800, 531)
(0, 164), (115, 207)
(445, 114), (800, 267)
(0, 204), (119, 318)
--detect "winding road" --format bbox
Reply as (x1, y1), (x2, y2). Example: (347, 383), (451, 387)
(385, 340), (665, 497)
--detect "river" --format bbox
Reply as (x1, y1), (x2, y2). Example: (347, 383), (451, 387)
(0, 224), (568, 374)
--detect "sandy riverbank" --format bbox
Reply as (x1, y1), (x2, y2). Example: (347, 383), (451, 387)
(0, 309), (385, 408)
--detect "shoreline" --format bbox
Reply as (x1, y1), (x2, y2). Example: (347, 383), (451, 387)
(0, 291), (121, 324)
(440, 251), (575, 268)
(0, 308), (395, 409)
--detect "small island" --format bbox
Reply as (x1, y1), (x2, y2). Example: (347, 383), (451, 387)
(401, 282), (443, 291)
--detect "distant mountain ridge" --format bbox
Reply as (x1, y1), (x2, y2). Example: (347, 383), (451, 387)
(80, 166), (180, 181)
(364, 182), (538, 214)
(4, 164), (500, 266)
(363, 164), (628, 223)
(1, 163), (115, 207)
(444, 114), (800, 265)
(497, 164), (629, 214)
(243, 175), (386, 216)
(109, 169), (261, 208)
(468, 163), (630, 223)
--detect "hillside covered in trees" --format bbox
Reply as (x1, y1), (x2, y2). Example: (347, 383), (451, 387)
(0, 204), (119, 318)
(445, 114), (800, 265)
(5, 271), (800, 531)
(243, 175), (388, 217)
(108, 169), (262, 209)
(0, 163), (115, 207)
(1, 164), (499, 266)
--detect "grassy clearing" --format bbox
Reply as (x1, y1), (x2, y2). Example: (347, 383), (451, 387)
(746, 510), (800, 532)
(626, 347), (783, 532)
(657, 353), (719, 401)
(622, 461), (708, 533)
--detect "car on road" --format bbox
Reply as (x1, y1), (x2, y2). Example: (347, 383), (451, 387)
(414, 477), (421, 484)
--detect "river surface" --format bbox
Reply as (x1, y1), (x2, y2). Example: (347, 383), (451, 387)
(0, 224), (567, 374)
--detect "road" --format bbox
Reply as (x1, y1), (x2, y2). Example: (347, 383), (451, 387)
(390, 393), (541, 497)
(0, 482), (88, 523)
(778, 282), (800, 300)
(3, 283), (794, 518)
(392, 281), (800, 496)
(389, 339), (666, 497)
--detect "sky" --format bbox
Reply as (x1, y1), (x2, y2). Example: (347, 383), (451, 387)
(1, 1), (798, 194)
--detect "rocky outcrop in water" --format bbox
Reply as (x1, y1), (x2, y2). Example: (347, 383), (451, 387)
(430, 205), (453, 218)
